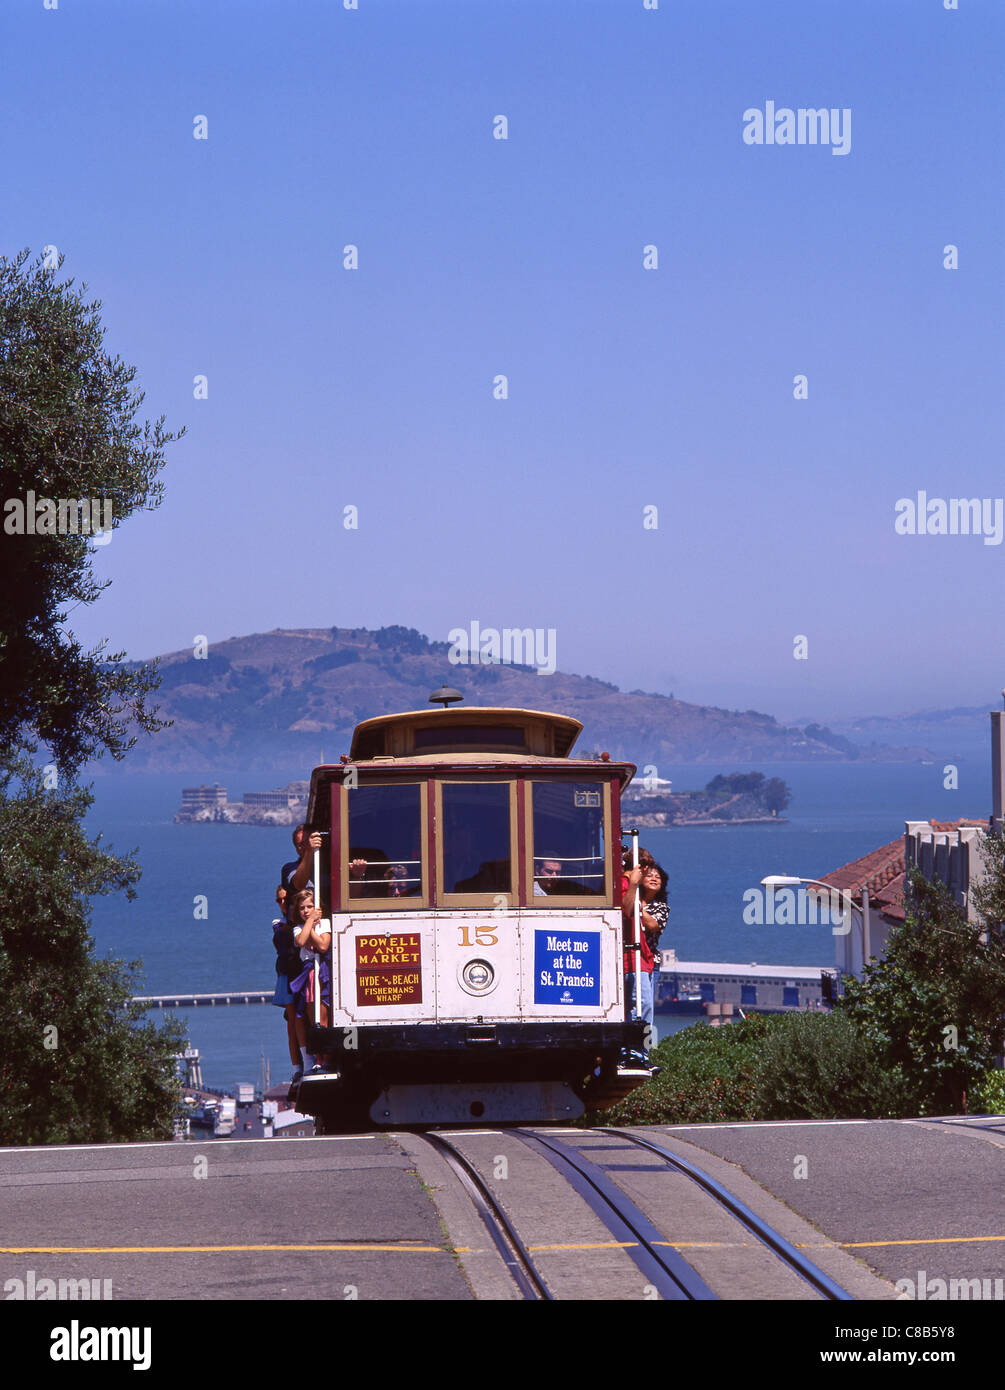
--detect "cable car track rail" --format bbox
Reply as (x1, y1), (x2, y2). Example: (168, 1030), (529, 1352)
(417, 1131), (551, 1301)
(404, 1124), (858, 1299)
(509, 1128), (716, 1300)
(598, 1127), (854, 1300)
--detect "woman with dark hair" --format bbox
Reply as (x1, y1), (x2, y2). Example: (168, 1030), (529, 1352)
(640, 863), (669, 986)
(622, 859), (668, 1055)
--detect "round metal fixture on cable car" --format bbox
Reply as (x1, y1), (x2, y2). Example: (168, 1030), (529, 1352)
(428, 686), (463, 708)
(462, 960), (493, 990)
(458, 958), (496, 995)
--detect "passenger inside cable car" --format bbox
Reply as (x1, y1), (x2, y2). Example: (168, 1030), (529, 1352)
(530, 782), (605, 897)
(346, 849), (423, 898)
(346, 784), (423, 899)
(534, 858), (563, 894)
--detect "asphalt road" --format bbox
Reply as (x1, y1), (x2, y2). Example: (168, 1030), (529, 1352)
(650, 1114), (1005, 1295)
(399, 1126), (893, 1301)
(0, 1135), (470, 1301)
(2, 1115), (1000, 1305)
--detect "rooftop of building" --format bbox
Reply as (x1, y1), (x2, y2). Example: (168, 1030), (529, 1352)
(817, 837), (905, 898)
(816, 818), (990, 924)
(916, 818), (987, 833)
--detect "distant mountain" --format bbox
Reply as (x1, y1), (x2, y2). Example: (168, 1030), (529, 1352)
(104, 624), (938, 775)
(803, 705), (995, 761)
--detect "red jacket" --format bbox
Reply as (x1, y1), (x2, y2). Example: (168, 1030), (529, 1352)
(621, 874), (654, 973)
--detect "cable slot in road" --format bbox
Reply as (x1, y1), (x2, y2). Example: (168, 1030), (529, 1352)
(511, 1128), (717, 1300)
(601, 1127), (854, 1301)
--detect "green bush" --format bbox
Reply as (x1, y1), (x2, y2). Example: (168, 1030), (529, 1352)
(584, 1010), (913, 1126)
(971, 1069), (1005, 1115)
(841, 869), (1005, 1115)
(586, 1014), (773, 1126)
(752, 1009), (904, 1120)
(586, 1000), (1001, 1128)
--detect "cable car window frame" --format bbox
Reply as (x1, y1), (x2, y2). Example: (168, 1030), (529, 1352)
(525, 778), (613, 907)
(434, 776), (520, 909)
(337, 778), (430, 912)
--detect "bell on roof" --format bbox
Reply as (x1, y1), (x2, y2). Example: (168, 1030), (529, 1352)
(428, 686), (463, 709)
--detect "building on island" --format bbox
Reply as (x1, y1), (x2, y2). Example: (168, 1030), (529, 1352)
(179, 783), (227, 813)
(175, 780), (310, 822)
(243, 788), (296, 810)
(241, 782), (311, 811)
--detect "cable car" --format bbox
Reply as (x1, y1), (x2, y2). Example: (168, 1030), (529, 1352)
(293, 692), (648, 1131)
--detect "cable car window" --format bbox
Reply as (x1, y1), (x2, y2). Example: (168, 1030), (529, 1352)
(347, 784), (423, 899)
(442, 783), (512, 894)
(414, 725), (525, 751)
(531, 782), (606, 898)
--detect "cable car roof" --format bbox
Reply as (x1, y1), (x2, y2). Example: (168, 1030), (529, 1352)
(349, 706), (584, 761)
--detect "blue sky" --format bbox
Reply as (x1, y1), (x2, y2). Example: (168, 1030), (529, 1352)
(5, 0), (1003, 721)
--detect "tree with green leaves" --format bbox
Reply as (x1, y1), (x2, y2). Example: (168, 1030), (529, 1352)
(763, 777), (790, 815)
(840, 861), (1005, 1115)
(0, 249), (185, 1144)
(970, 828), (1005, 935)
(0, 249), (177, 766)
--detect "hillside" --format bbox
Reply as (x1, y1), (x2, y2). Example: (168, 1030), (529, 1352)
(105, 624), (935, 775)
(812, 705), (993, 761)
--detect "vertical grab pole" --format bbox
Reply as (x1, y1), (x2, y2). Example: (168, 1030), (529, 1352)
(313, 844), (321, 1027)
(630, 828), (642, 1036)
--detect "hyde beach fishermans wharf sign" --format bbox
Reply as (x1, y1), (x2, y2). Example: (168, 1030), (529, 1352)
(356, 933), (422, 1006)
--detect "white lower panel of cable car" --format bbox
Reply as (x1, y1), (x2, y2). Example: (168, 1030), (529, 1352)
(369, 1080), (585, 1125)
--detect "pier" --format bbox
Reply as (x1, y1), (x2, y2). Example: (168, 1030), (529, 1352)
(654, 959), (826, 1013)
(131, 966), (828, 1016)
(132, 989), (273, 1009)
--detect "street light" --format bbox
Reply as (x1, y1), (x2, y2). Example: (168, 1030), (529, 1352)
(760, 874), (870, 972)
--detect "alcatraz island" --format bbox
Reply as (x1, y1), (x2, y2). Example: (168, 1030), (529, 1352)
(175, 782), (309, 825)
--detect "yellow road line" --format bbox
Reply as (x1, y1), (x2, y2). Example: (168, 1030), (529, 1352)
(6, 1234), (998, 1256)
(0, 1243), (468, 1255)
(842, 1235), (1005, 1249)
